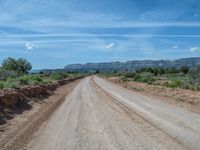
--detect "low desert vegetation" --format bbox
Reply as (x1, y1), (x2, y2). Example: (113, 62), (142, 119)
(100, 66), (200, 91)
(0, 57), (83, 89)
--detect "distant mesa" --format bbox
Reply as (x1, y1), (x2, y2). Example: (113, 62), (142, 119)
(64, 57), (200, 72)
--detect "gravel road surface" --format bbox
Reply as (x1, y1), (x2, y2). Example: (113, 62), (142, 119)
(25, 76), (200, 150)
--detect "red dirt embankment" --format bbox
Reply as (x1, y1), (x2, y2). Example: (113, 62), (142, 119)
(0, 76), (83, 125)
(0, 77), (82, 107)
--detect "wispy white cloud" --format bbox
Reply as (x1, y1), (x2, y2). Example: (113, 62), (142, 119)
(25, 42), (38, 50)
(17, 21), (200, 30)
(189, 46), (199, 52)
(2, 33), (200, 38)
(172, 45), (178, 49)
(193, 13), (198, 17)
(0, 39), (101, 45)
(105, 43), (115, 49)
(0, 30), (8, 34)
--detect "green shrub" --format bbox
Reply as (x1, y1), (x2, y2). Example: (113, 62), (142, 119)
(124, 72), (135, 78)
(133, 74), (141, 81)
(175, 80), (182, 86)
(196, 86), (200, 91)
(19, 77), (29, 85)
(3, 81), (18, 88)
(17, 74), (44, 85)
(0, 82), (5, 89)
(32, 80), (40, 85)
(180, 66), (189, 74)
(131, 86), (144, 91)
(163, 80), (182, 88)
(182, 83), (189, 89)
(32, 75), (43, 82)
(133, 72), (155, 84)
(42, 79), (52, 84)
(9, 83), (17, 88)
(50, 73), (63, 80)
(121, 76), (128, 82)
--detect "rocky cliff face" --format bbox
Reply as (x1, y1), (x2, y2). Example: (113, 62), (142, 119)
(64, 57), (200, 71)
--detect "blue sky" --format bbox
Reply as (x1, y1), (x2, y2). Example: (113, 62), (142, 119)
(0, 0), (200, 69)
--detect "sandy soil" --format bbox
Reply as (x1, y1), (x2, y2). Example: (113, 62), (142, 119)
(23, 76), (200, 150)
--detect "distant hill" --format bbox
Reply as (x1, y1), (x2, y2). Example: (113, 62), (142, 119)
(64, 57), (200, 72)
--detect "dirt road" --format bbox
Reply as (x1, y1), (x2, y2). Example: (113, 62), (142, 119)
(25, 76), (200, 150)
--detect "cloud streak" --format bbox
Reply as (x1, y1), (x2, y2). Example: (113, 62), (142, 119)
(105, 43), (115, 49)
(2, 21), (200, 32)
(2, 34), (200, 38)
(190, 47), (199, 52)
(25, 42), (38, 50)
(172, 45), (178, 49)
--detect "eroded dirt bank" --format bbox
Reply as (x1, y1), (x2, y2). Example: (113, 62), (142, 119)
(0, 77), (83, 125)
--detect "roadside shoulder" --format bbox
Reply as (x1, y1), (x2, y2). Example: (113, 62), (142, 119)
(101, 76), (200, 115)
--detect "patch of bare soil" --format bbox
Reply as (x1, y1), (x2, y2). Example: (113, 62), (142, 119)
(107, 77), (200, 112)
(0, 79), (81, 150)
